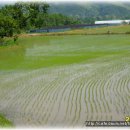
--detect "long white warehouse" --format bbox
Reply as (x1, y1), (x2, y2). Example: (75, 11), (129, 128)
(95, 20), (130, 24)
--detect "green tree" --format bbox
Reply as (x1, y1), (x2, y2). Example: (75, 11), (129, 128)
(0, 2), (50, 30)
(0, 13), (17, 38)
(0, 13), (18, 45)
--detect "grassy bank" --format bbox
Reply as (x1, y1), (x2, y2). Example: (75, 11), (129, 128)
(21, 25), (130, 37)
(66, 24), (130, 34)
(0, 114), (13, 127)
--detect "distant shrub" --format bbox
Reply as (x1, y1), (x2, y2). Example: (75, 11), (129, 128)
(0, 37), (19, 46)
(13, 35), (19, 45)
(0, 38), (6, 46)
(107, 30), (111, 34)
(125, 31), (130, 34)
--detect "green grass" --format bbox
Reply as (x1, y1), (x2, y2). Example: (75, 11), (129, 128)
(0, 34), (130, 70)
(28, 25), (130, 36)
(66, 24), (130, 34)
(0, 114), (13, 127)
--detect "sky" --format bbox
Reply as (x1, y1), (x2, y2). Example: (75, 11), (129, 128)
(1, 0), (130, 4)
(0, 0), (130, 5)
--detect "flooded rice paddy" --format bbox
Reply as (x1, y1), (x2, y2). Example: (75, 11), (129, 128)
(0, 35), (130, 127)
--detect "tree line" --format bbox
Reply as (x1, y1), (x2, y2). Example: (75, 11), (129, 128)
(0, 2), (80, 45)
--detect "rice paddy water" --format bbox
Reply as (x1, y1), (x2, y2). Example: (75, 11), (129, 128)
(0, 35), (130, 127)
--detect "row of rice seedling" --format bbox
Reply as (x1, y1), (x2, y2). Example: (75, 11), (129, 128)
(0, 55), (129, 126)
(0, 35), (130, 127)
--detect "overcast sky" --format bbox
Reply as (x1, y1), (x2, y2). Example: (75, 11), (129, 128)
(1, 0), (130, 4)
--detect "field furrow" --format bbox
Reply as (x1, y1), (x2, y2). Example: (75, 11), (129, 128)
(0, 35), (130, 127)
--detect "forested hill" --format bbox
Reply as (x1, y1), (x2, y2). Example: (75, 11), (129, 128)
(49, 2), (130, 23)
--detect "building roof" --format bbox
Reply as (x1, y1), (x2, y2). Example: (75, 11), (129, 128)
(95, 20), (130, 24)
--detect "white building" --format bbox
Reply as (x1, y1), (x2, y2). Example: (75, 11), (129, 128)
(95, 20), (130, 25)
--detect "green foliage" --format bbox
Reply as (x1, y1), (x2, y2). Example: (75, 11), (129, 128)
(35, 13), (80, 28)
(0, 2), (50, 45)
(0, 38), (5, 46)
(0, 2), (50, 30)
(0, 2), (80, 43)
(0, 13), (17, 38)
(0, 114), (13, 127)
(0, 38), (17, 46)
(14, 35), (18, 42)
(125, 31), (130, 34)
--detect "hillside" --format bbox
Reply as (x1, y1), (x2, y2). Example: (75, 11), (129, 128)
(49, 2), (130, 23)
(1, 2), (130, 24)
